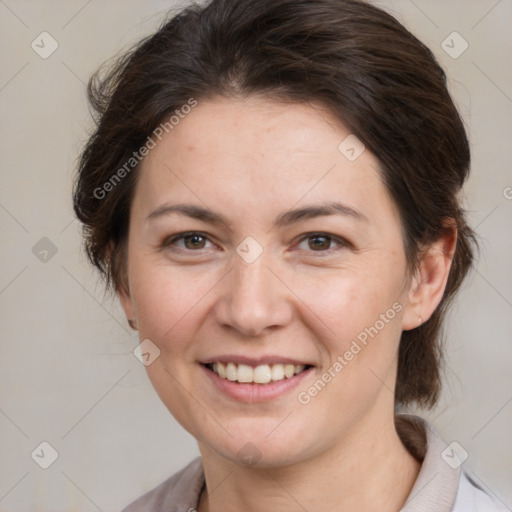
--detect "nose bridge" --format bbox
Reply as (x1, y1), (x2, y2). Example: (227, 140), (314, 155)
(214, 244), (291, 336)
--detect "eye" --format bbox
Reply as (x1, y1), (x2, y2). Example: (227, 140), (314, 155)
(163, 232), (215, 252)
(161, 231), (350, 255)
(295, 232), (349, 254)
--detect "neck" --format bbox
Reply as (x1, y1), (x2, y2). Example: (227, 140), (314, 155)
(197, 411), (421, 512)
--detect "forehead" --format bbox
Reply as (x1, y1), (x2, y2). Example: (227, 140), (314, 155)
(132, 97), (398, 227)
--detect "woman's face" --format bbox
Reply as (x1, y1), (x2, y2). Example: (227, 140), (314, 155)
(120, 97), (419, 467)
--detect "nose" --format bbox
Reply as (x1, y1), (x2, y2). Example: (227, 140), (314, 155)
(213, 249), (293, 337)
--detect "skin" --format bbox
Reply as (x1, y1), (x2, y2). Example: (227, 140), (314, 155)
(119, 96), (457, 512)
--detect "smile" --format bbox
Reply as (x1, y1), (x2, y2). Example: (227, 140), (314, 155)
(206, 362), (310, 384)
(200, 360), (315, 403)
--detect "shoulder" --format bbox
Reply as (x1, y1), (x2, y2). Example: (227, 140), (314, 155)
(395, 414), (508, 512)
(452, 471), (510, 512)
(120, 456), (204, 512)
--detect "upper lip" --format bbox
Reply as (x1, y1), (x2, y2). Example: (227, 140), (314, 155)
(200, 355), (314, 367)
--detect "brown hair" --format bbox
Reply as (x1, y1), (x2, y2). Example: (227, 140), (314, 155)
(72, 0), (477, 409)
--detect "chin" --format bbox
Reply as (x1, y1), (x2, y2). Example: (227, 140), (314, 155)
(202, 422), (318, 470)
(223, 442), (307, 470)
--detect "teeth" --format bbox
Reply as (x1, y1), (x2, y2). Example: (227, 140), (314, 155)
(237, 364), (254, 383)
(271, 364), (284, 381)
(226, 362), (237, 381)
(216, 362), (227, 379)
(254, 365), (272, 384)
(210, 362), (307, 383)
(284, 364), (295, 378)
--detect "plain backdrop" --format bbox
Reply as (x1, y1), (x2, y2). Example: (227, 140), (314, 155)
(0, 0), (511, 510)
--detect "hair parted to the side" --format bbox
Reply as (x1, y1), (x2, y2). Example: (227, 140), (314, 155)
(72, 0), (477, 409)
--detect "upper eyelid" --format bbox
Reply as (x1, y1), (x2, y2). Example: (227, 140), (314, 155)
(164, 232), (216, 249)
(290, 232), (350, 251)
(165, 231), (349, 251)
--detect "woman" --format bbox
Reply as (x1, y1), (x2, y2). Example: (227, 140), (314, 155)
(72, 0), (506, 510)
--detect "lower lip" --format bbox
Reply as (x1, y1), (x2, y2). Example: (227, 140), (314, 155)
(199, 364), (315, 403)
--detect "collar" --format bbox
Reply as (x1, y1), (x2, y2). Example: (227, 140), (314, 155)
(396, 413), (461, 511)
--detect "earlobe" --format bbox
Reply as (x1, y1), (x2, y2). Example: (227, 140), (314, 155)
(118, 282), (137, 330)
(119, 289), (138, 330)
(108, 240), (137, 329)
(401, 222), (457, 331)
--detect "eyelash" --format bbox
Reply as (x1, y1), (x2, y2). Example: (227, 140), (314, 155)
(162, 231), (350, 256)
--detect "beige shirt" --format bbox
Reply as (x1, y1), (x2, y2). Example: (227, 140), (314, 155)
(121, 414), (506, 511)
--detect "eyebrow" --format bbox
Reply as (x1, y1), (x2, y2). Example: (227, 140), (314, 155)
(145, 201), (368, 228)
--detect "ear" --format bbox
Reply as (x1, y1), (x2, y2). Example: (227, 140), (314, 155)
(401, 220), (458, 330)
(118, 285), (137, 329)
(107, 239), (137, 330)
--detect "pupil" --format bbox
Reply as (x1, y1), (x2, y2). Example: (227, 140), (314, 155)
(186, 235), (204, 249)
(310, 236), (329, 250)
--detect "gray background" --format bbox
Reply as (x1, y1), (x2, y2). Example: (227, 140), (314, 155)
(0, 0), (511, 510)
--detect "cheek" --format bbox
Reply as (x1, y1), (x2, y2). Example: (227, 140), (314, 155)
(294, 260), (405, 343)
(129, 258), (195, 341)
(289, 260), (407, 408)
(128, 263), (215, 434)
(291, 273), (405, 418)
(129, 255), (229, 370)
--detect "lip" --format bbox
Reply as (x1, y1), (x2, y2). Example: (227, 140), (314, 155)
(200, 354), (314, 366)
(199, 362), (315, 403)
